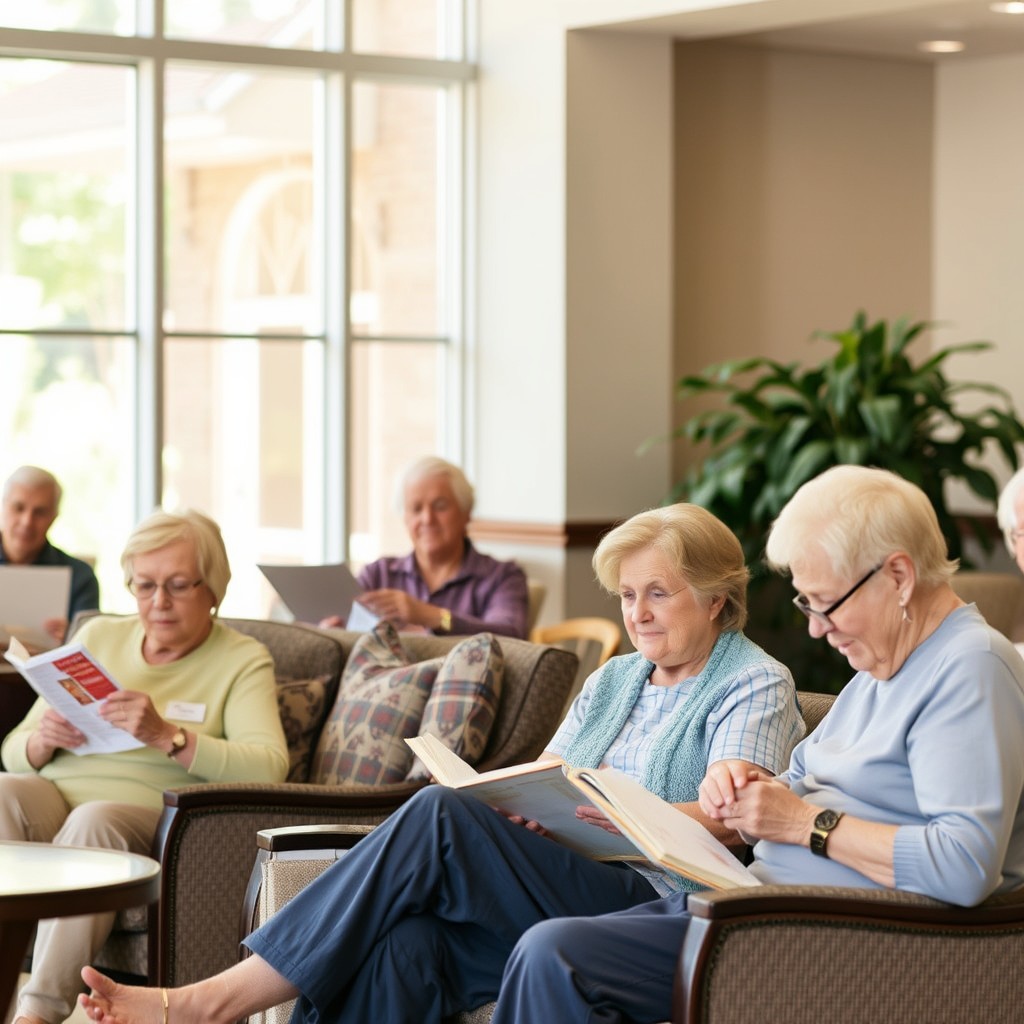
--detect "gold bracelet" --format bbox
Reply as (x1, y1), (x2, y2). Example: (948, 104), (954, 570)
(438, 608), (452, 633)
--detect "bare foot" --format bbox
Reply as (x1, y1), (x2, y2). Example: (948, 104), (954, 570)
(79, 967), (164, 1024)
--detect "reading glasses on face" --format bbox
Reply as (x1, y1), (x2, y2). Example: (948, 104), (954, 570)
(792, 563), (884, 629)
(128, 578), (203, 600)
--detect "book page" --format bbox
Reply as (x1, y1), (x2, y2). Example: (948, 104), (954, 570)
(4, 639), (145, 756)
(405, 733), (481, 786)
(0, 564), (72, 652)
(568, 767), (761, 889)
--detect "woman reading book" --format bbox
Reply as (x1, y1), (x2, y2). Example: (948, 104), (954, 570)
(79, 503), (803, 1024)
(1, 510), (288, 1024)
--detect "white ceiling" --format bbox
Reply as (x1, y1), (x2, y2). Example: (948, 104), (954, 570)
(579, 1), (1024, 62)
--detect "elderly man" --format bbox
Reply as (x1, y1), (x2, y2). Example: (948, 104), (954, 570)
(1, 466), (100, 642)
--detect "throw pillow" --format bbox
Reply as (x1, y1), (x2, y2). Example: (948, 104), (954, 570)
(276, 674), (332, 783)
(407, 632), (504, 780)
(310, 621), (442, 786)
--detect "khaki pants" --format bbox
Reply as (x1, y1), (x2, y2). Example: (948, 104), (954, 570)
(0, 774), (160, 1024)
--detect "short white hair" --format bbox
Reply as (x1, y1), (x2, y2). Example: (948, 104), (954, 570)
(395, 456), (475, 515)
(3, 465), (62, 508)
(997, 467), (1024, 554)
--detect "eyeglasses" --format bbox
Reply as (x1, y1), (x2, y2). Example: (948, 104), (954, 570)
(128, 578), (204, 600)
(792, 563), (884, 629)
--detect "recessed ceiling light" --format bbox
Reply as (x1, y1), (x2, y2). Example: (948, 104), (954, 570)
(990, 2), (1024, 14)
(918, 39), (966, 53)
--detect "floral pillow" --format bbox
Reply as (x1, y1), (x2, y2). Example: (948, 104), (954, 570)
(407, 632), (504, 780)
(309, 622), (442, 786)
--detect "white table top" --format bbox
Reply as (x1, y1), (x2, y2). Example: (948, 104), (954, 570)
(0, 841), (160, 920)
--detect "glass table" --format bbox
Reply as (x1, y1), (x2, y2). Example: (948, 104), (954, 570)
(0, 841), (160, 1017)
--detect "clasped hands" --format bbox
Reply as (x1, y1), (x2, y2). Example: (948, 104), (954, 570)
(699, 759), (816, 847)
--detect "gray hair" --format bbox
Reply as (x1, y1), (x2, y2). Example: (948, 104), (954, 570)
(395, 456), (475, 515)
(121, 509), (231, 613)
(3, 465), (62, 508)
(997, 467), (1024, 555)
(592, 503), (749, 631)
(766, 465), (957, 587)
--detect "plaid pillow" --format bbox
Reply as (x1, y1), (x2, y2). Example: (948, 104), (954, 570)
(309, 622), (442, 785)
(407, 633), (504, 780)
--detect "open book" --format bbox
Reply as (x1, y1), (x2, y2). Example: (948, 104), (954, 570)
(405, 734), (760, 889)
(4, 638), (145, 755)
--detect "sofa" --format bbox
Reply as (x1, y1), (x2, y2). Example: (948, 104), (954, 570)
(75, 617), (578, 986)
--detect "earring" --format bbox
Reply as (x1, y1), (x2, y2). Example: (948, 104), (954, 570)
(900, 596), (912, 624)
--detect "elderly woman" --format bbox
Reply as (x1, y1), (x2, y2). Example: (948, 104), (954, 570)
(321, 456), (529, 638)
(477, 465), (1024, 1023)
(1, 510), (288, 1024)
(79, 503), (803, 1024)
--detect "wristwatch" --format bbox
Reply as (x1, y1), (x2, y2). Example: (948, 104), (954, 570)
(809, 808), (844, 857)
(438, 608), (453, 633)
(167, 727), (188, 758)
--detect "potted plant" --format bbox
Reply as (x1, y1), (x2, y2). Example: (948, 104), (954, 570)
(656, 311), (1024, 690)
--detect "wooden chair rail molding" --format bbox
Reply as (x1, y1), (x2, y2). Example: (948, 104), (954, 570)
(469, 520), (618, 549)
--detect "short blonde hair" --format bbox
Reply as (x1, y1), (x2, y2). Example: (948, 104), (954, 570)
(396, 456), (475, 515)
(997, 467), (1024, 555)
(592, 504), (749, 631)
(766, 465), (957, 586)
(121, 509), (231, 612)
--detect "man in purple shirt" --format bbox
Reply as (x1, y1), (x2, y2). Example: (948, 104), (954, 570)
(323, 457), (528, 639)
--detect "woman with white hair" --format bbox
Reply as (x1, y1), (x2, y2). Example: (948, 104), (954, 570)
(1, 509), (288, 1024)
(480, 465), (1024, 1023)
(322, 455), (529, 638)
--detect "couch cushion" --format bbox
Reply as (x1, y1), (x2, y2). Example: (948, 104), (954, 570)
(407, 633), (504, 780)
(310, 622), (443, 785)
(276, 674), (332, 782)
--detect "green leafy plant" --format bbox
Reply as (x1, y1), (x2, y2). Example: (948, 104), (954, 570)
(658, 311), (1024, 690)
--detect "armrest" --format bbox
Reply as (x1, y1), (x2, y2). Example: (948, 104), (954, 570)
(674, 884), (1024, 1024)
(149, 779), (428, 986)
(256, 823), (376, 854)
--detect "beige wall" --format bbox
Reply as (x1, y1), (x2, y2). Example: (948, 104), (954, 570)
(672, 41), (934, 480)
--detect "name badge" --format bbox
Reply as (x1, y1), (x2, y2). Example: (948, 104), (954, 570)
(165, 700), (206, 723)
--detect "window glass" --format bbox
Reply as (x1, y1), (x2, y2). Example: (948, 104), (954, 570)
(0, 0), (132, 34)
(164, 63), (320, 336)
(353, 0), (450, 58)
(163, 336), (325, 618)
(348, 340), (443, 567)
(0, 59), (132, 332)
(165, 0), (321, 49)
(0, 334), (136, 609)
(351, 81), (443, 337)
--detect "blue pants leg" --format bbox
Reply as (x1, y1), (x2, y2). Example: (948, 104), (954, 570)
(243, 786), (658, 1023)
(491, 892), (691, 1024)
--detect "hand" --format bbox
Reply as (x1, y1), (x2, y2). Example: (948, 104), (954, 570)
(575, 804), (622, 836)
(358, 589), (433, 630)
(43, 617), (69, 645)
(708, 776), (817, 846)
(27, 707), (87, 766)
(98, 690), (176, 749)
(699, 759), (772, 818)
(317, 614), (344, 628)
(494, 807), (550, 837)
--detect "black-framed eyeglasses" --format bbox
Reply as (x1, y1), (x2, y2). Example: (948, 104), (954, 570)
(792, 563), (884, 629)
(127, 578), (203, 600)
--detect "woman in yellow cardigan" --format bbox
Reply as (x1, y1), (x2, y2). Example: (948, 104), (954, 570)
(1, 509), (288, 1024)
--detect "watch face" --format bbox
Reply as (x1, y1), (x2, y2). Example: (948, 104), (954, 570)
(815, 809), (841, 830)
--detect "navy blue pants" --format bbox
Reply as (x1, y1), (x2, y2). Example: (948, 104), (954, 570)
(243, 786), (658, 1023)
(491, 892), (691, 1023)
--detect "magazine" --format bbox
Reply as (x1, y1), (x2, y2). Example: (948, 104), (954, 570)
(4, 637), (145, 755)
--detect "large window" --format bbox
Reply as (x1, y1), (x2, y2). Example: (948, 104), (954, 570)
(0, 1), (473, 616)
